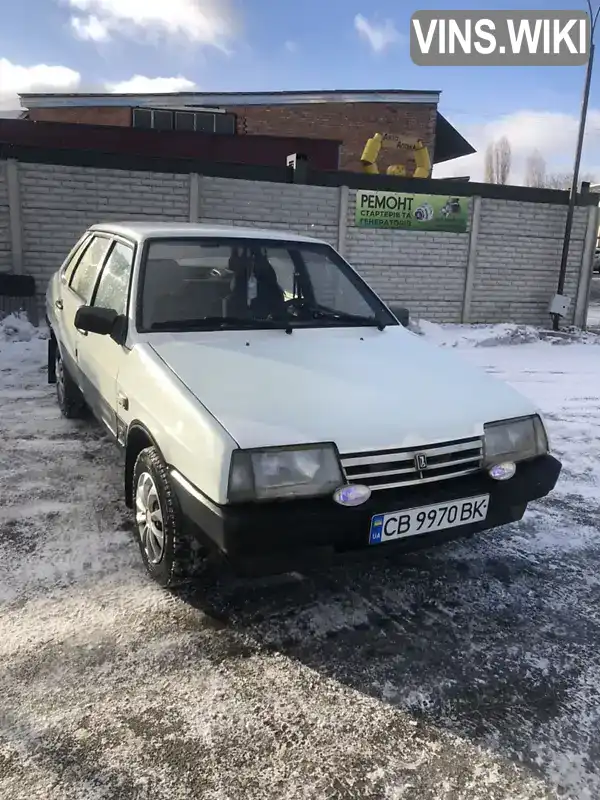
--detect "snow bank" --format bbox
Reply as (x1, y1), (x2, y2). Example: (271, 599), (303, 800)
(2, 309), (599, 352)
(0, 312), (47, 343)
(410, 318), (600, 348)
(0, 314), (48, 380)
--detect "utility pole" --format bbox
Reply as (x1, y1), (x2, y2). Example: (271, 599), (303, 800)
(553, 3), (599, 331)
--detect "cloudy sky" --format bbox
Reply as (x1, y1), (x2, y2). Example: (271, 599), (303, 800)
(1, 0), (599, 183)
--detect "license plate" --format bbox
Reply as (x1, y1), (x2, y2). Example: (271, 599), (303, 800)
(369, 494), (490, 545)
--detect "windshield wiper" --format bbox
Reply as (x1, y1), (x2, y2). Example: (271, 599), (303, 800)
(150, 316), (294, 333)
(304, 306), (386, 331)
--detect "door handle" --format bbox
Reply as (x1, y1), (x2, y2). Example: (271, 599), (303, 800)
(55, 299), (63, 310)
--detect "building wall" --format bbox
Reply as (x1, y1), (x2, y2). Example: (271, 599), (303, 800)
(0, 118), (340, 172)
(28, 107), (131, 127)
(227, 102), (438, 173)
(26, 101), (438, 175)
(0, 160), (594, 328)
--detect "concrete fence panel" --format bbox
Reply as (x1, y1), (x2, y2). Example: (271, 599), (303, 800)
(197, 176), (340, 247)
(0, 156), (595, 328)
(469, 199), (588, 326)
(18, 163), (190, 289)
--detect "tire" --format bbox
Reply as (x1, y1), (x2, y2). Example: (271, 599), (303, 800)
(55, 346), (87, 419)
(132, 445), (198, 588)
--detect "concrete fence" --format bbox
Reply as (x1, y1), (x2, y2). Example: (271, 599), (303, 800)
(1, 158), (598, 327)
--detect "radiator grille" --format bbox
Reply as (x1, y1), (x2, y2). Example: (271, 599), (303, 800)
(340, 437), (483, 492)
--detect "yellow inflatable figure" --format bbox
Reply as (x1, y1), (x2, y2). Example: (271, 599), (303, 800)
(360, 133), (431, 178)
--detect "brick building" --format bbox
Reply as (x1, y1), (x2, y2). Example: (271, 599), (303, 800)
(19, 89), (475, 176)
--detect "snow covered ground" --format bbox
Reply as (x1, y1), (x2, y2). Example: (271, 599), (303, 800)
(2, 313), (600, 800)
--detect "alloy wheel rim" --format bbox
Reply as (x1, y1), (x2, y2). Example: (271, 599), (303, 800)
(135, 472), (165, 564)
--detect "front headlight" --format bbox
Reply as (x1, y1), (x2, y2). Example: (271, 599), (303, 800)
(483, 415), (548, 466)
(227, 444), (343, 502)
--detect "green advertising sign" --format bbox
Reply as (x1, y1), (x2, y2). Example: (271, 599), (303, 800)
(355, 190), (469, 233)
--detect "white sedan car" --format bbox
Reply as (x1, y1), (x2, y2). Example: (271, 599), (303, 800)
(45, 222), (561, 587)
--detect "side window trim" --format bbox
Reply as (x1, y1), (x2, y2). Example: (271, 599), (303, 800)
(90, 238), (118, 306)
(61, 233), (92, 284)
(68, 234), (112, 301)
(90, 237), (136, 316)
(67, 236), (94, 292)
(117, 238), (137, 323)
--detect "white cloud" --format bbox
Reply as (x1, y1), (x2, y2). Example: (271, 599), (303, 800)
(433, 109), (600, 185)
(0, 58), (81, 111)
(70, 14), (110, 41)
(354, 14), (401, 53)
(107, 75), (196, 93)
(67, 0), (237, 48)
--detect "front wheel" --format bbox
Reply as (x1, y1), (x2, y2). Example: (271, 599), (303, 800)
(132, 446), (201, 588)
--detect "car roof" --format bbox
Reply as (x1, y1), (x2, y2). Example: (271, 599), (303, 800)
(88, 221), (328, 245)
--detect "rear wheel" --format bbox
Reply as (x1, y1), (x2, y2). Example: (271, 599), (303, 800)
(55, 347), (86, 419)
(133, 446), (204, 588)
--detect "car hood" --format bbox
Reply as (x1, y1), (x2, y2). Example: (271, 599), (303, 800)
(147, 326), (537, 453)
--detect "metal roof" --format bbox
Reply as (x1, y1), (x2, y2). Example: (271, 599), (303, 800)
(19, 88), (441, 109)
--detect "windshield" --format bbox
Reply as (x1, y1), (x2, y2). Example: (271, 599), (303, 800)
(138, 237), (398, 332)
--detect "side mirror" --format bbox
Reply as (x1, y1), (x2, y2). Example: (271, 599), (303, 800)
(388, 304), (410, 328)
(75, 305), (120, 337)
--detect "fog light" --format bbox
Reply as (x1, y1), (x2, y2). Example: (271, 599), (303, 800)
(488, 462), (516, 481)
(333, 484), (371, 506)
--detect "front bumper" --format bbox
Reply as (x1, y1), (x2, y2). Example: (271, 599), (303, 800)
(172, 455), (561, 568)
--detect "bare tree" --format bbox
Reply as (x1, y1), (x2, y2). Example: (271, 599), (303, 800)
(484, 137), (512, 184)
(494, 136), (512, 185)
(543, 171), (596, 190)
(520, 150), (596, 189)
(525, 150), (547, 187)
